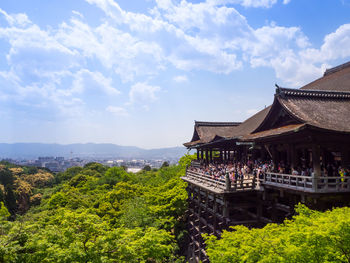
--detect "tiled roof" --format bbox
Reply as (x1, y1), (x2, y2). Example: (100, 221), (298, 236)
(184, 61), (350, 147)
(242, 124), (306, 140)
(194, 121), (241, 126)
(184, 121), (241, 148)
(301, 61), (350, 92)
(277, 87), (350, 133)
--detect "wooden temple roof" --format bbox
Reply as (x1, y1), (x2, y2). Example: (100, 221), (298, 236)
(301, 61), (350, 92)
(276, 87), (350, 133)
(184, 61), (350, 148)
(183, 121), (241, 148)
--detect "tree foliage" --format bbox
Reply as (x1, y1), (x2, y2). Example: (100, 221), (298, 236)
(0, 160), (188, 262)
(205, 204), (350, 263)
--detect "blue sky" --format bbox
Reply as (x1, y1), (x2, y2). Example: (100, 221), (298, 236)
(0, 0), (349, 148)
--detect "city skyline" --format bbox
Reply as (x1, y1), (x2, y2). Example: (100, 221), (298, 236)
(0, 0), (350, 148)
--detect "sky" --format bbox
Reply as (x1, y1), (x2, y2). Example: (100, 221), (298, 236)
(0, 0), (350, 149)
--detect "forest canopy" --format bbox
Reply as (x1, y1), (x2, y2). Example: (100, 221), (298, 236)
(1, 154), (350, 262)
(205, 204), (350, 263)
(0, 155), (196, 263)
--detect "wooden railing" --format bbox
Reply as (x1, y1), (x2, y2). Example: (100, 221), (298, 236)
(185, 167), (350, 193)
(185, 170), (256, 192)
(260, 172), (350, 193)
(316, 176), (350, 192)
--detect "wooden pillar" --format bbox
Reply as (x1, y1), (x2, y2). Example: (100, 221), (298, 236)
(220, 151), (223, 162)
(312, 144), (321, 192)
(197, 189), (202, 236)
(257, 194), (262, 222)
(290, 144), (296, 171)
(213, 195), (217, 234)
(305, 148), (310, 167)
(341, 146), (350, 167)
(201, 150), (204, 161)
(223, 197), (229, 217)
(271, 197), (277, 222)
(209, 150), (213, 163)
(197, 149), (199, 160)
(225, 173), (231, 191)
(270, 145), (278, 168)
(205, 150), (209, 164)
(205, 191), (209, 221)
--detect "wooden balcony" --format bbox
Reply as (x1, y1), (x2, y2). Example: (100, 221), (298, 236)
(260, 172), (350, 193)
(183, 169), (350, 194)
(182, 169), (256, 194)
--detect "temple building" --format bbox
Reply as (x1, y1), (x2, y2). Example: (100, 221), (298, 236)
(182, 61), (350, 263)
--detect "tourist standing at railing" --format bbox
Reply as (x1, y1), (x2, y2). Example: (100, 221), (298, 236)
(292, 167), (299, 175)
(339, 166), (346, 188)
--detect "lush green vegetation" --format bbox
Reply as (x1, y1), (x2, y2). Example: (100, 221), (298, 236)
(2, 155), (350, 263)
(205, 204), (350, 263)
(0, 155), (196, 263)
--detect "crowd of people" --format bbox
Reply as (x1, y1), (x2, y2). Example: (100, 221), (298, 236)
(188, 159), (350, 183)
(188, 160), (273, 183)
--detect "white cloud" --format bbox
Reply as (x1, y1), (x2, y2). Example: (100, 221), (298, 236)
(72, 10), (84, 18)
(208, 0), (279, 8)
(249, 23), (350, 86)
(234, 0), (278, 8)
(0, 8), (31, 27)
(173, 75), (188, 83)
(0, 0), (349, 118)
(283, 0), (291, 4)
(129, 82), (161, 104)
(72, 69), (119, 95)
(301, 24), (350, 63)
(106, 106), (129, 116)
(56, 18), (164, 82)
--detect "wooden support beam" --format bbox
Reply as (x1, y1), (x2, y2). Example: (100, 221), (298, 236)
(341, 146), (350, 167)
(312, 144), (321, 192)
(290, 144), (296, 171)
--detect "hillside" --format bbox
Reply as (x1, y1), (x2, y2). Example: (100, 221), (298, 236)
(1, 157), (350, 262)
(0, 155), (196, 262)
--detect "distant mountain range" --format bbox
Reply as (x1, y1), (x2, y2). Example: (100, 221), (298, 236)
(0, 143), (189, 160)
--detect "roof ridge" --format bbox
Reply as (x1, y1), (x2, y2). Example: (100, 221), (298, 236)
(195, 121), (241, 126)
(324, 61), (350, 76)
(275, 86), (350, 99)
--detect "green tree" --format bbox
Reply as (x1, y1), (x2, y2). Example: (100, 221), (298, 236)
(143, 165), (151, 171)
(205, 204), (350, 263)
(161, 162), (169, 168)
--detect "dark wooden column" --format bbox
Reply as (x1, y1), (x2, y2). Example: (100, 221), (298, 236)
(209, 150), (213, 163)
(201, 150), (204, 161)
(290, 144), (296, 171)
(270, 145), (278, 168)
(205, 150), (209, 164)
(213, 195), (217, 233)
(312, 144), (321, 191)
(341, 146), (350, 167)
(197, 149), (200, 160)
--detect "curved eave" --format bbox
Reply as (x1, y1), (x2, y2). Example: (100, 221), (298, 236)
(241, 124), (307, 141)
(276, 93), (350, 133)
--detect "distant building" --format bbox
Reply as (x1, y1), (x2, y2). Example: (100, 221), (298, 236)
(55, 157), (64, 162)
(38, 157), (55, 162)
